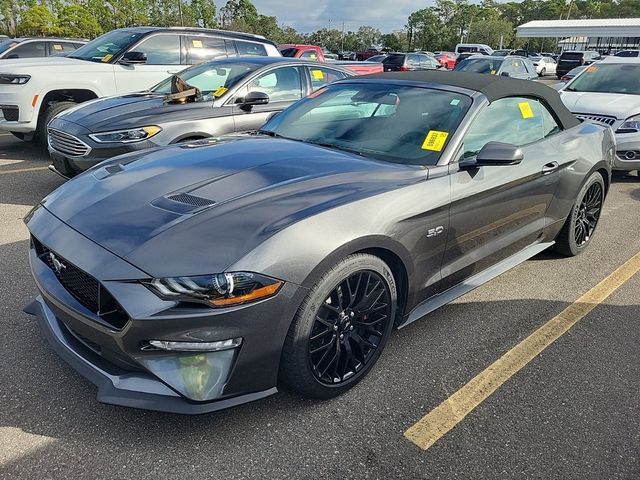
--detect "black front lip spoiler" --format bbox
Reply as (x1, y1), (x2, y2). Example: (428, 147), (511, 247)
(24, 296), (277, 415)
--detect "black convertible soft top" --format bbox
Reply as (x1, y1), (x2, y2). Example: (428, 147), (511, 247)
(360, 70), (581, 130)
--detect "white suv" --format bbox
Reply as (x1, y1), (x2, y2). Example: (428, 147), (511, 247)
(0, 27), (281, 144)
(559, 57), (640, 173)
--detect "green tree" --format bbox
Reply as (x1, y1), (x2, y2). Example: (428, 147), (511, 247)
(188, 0), (217, 28)
(17, 5), (59, 36)
(57, 4), (102, 38)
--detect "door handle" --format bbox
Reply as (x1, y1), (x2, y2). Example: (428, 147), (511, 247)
(542, 161), (559, 174)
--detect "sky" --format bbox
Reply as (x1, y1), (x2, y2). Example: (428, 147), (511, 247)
(251, 0), (497, 33)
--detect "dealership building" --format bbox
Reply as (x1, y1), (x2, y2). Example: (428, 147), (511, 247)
(516, 18), (640, 53)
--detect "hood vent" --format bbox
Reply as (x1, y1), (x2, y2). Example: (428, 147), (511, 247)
(167, 193), (215, 207)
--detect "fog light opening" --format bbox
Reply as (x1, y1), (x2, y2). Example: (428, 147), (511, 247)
(145, 337), (242, 352)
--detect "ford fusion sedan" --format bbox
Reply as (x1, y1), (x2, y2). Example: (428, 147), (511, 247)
(25, 71), (613, 413)
(559, 57), (640, 173)
(47, 57), (353, 178)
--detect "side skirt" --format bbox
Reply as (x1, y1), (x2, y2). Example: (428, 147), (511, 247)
(398, 241), (555, 329)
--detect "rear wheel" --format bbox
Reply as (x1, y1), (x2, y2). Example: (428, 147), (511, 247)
(37, 101), (77, 146)
(553, 171), (605, 256)
(280, 254), (396, 398)
(539, 67), (546, 77)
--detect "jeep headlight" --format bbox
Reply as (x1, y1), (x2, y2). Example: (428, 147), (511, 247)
(89, 125), (162, 143)
(0, 74), (30, 85)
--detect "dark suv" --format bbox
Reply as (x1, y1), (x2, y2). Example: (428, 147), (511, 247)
(556, 50), (601, 79)
(382, 53), (441, 72)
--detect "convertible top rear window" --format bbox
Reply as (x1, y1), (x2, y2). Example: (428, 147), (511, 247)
(261, 83), (472, 166)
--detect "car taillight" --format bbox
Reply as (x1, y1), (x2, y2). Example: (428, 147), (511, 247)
(561, 76), (569, 81)
(400, 64), (409, 71)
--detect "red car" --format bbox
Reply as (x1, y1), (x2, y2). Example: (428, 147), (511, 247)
(435, 52), (457, 69)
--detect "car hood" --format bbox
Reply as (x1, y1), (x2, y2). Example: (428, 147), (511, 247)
(54, 92), (213, 132)
(0, 56), (113, 72)
(41, 136), (423, 277)
(560, 91), (640, 119)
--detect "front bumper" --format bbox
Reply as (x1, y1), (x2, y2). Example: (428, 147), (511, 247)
(25, 206), (304, 413)
(613, 132), (640, 171)
(24, 296), (277, 414)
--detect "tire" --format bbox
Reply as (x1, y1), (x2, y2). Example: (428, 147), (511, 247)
(36, 101), (77, 146)
(539, 68), (546, 77)
(280, 253), (397, 399)
(553, 171), (605, 256)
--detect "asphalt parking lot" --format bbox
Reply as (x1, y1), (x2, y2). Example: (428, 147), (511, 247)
(0, 132), (639, 479)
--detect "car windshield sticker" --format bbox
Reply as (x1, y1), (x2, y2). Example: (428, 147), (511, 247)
(53, 44), (62, 51)
(586, 65), (598, 73)
(311, 69), (324, 80)
(518, 101), (534, 119)
(490, 69), (497, 75)
(450, 99), (460, 106)
(213, 87), (228, 97)
(192, 39), (203, 48)
(310, 53), (317, 60)
(101, 53), (113, 62)
(421, 130), (449, 151)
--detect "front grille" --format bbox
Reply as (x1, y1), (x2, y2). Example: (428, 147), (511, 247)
(0, 106), (18, 121)
(167, 193), (215, 207)
(48, 128), (91, 157)
(575, 113), (617, 127)
(32, 236), (129, 329)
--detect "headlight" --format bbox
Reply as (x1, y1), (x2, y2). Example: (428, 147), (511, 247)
(616, 114), (640, 134)
(144, 272), (283, 307)
(89, 125), (161, 143)
(0, 74), (31, 85)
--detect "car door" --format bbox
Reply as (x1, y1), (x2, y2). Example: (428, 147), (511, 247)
(441, 96), (564, 289)
(230, 65), (304, 133)
(114, 33), (184, 92)
(406, 54), (420, 71)
(186, 35), (229, 65)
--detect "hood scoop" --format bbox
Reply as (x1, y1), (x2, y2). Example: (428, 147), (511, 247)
(152, 192), (215, 214)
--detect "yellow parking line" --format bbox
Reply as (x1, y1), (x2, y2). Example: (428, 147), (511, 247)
(0, 166), (49, 175)
(404, 250), (640, 451)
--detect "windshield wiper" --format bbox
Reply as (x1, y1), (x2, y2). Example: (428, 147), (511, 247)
(306, 140), (365, 157)
(257, 129), (286, 138)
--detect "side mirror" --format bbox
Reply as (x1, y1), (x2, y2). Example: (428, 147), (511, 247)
(500, 71), (510, 77)
(120, 51), (147, 64)
(461, 142), (524, 169)
(238, 91), (269, 111)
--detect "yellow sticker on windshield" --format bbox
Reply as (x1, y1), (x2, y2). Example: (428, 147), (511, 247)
(311, 69), (324, 80)
(101, 53), (113, 62)
(586, 65), (598, 73)
(213, 86), (228, 97)
(422, 130), (449, 151)
(53, 44), (62, 51)
(192, 39), (203, 48)
(518, 101), (534, 119)
(490, 69), (497, 75)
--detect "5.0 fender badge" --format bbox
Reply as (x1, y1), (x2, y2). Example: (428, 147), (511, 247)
(426, 226), (445, 238)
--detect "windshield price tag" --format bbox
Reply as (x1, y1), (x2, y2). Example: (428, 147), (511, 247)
(213, 87), (228, 97)
(53, 44), (62, 51)
(518, 101), (534, 119)
(101, 53), (113, 62)
(422, 130), (449, 151)
(192, 39), (203, 48)
(311, 70), (324, 80)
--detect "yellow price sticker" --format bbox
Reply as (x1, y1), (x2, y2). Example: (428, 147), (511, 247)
(586, 65), (598, 73)
(213, 86), (228, 97)
(101, 53), (113, 62)
(490, 69), (496, 75)
(311, 69), (324, 80)
(192, 39), (203, 48)
(518, 101), (534, 119)
(53, 44), (62, 51)
(421, 130), (449, 152)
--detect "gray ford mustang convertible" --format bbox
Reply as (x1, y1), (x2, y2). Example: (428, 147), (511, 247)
(25, 71), (614, 414)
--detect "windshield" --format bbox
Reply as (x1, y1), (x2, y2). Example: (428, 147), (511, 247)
(68, 29), (145, 63)
(0, 40), (19, 54)
(260, 83), (472, 166)
(566, 63), (640, 95)
(455, 58), (503, 74)
(152, 61), (260, 97)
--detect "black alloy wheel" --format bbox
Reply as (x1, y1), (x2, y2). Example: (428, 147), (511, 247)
(553, 171), (605, 256)
(280, 254), (396, 398)
(308, 271), (392, 385)
(574, 182), (603, 247)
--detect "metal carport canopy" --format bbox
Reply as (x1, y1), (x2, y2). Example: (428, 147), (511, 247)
(516, 18), (640, 38)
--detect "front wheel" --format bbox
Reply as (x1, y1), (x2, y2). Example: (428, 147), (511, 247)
(553, 171), (605, 256)
(280, 254), (396, 399)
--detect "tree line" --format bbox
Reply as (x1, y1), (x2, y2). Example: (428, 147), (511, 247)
(1, 0), (639, 52)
